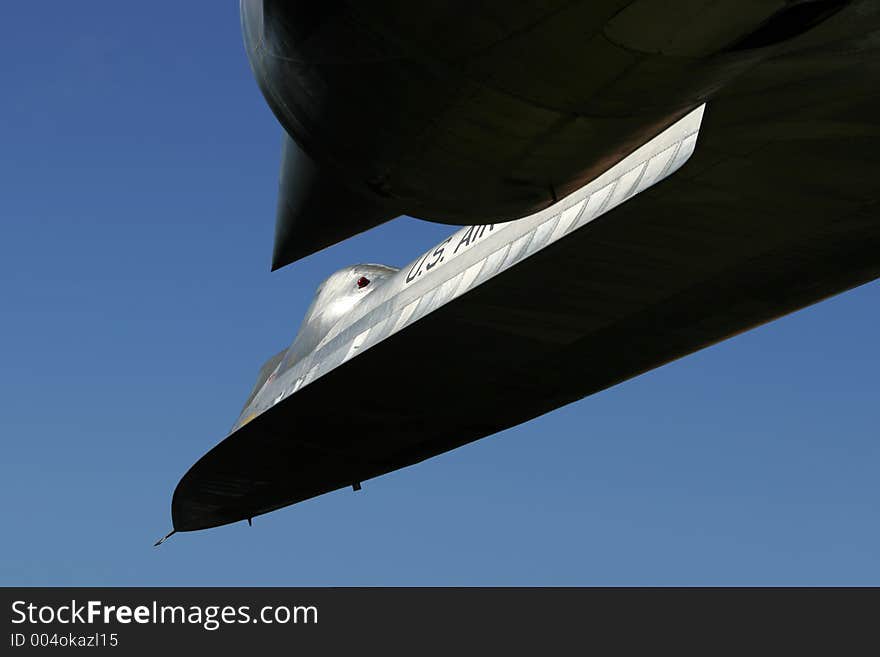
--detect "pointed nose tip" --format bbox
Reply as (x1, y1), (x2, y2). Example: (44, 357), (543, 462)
(271, 134), (397, 270)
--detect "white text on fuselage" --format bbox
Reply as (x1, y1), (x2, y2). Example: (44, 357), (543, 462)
(405, 224), (495, 284)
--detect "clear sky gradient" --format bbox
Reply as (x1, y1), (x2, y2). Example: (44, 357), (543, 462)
(1, 3), (878, 585)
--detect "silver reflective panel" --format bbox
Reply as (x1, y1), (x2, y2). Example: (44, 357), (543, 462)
(234, 105), (705, 430)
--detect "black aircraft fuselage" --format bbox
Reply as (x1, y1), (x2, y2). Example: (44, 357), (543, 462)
(240, 0), (852, 268)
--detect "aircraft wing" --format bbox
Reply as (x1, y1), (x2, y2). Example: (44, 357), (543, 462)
(172, 32), (880, 531)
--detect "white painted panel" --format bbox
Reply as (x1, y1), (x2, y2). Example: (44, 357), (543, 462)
(433, 272), (463, 308)
(455, 261), (485, 298)
(343, 329), (370, 363)
(634, 142), (679, 194)
(473, 244), (511, 286)
(502, 232), (534, 269)
(549, 198), (587, 242)
(607, 163), (646, 209)
(574, 182), (616, 231)
(669, 133), (699, 174)
(302, 364), (321, 385)
(391, 300), (419, 334)
(528, 214), (560, 255)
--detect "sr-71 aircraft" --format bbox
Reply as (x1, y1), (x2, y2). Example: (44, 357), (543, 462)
(160, 0), (880, 541)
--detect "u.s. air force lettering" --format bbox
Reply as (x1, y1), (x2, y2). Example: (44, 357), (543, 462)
(406, 225), (496, 284)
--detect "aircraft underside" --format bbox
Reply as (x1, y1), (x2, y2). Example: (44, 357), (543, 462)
(162, 0), (880, 538)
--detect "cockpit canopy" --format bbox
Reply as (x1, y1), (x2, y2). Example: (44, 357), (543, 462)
(285, 264), (399, 367)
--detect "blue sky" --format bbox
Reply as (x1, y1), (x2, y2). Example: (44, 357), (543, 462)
(1, 2), (877, 585)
